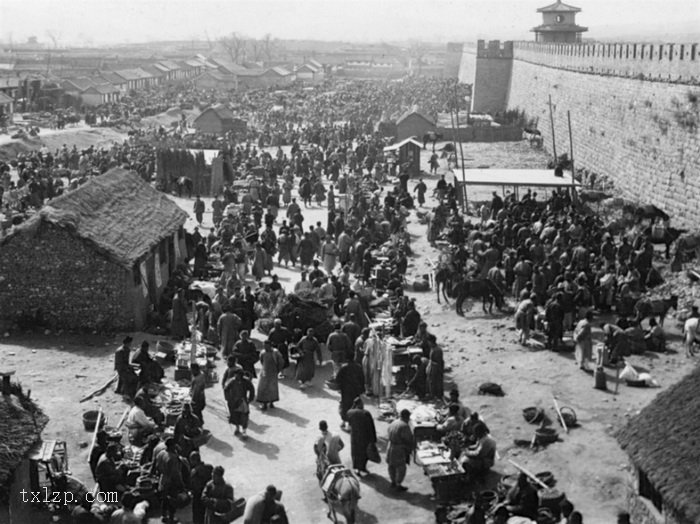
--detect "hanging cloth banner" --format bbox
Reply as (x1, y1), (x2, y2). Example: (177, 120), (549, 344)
(140, 261), (148, 297)
(154, 252), (162, 288)
(174, 233), (181, 261)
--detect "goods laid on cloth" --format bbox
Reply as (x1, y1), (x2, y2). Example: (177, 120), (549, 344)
(259, 293), (333, 340)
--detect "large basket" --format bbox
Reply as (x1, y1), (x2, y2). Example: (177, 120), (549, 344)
(522, 406), (544, 424)
(559, 407), (577, 427)
(83, 410), (105, 431)
(535, 427), (559, 445)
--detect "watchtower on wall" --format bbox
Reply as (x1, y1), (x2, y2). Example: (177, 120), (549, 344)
(472, 40), (513, 114)
(532, 1), (588, 43)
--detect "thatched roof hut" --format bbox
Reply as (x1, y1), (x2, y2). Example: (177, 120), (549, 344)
(617, 366), (700, 523)
(0, 168), (188, 330)
(3, 168), (188, 267)
(0, 390), (48, 505)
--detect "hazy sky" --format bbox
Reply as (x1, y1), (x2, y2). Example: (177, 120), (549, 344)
(1, 0), (698, 45)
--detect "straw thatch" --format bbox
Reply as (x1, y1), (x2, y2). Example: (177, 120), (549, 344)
(617, 366), (700, 523)
(3, 168), (188, 267)
(0, 393), (49, 505)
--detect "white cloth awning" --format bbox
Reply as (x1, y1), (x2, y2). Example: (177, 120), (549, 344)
(383, 138), (422, 152)
(458, 168), (578, 188)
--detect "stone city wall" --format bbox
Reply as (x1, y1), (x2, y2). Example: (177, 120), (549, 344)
(506, 57), (700, 227)
(513, 41), (700, 84)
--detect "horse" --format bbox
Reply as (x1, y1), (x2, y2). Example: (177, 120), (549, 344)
(674, 232), (700, 262)
(422, 131), (444, 151)
(635, 225), (685, 259)
(452, 278), (505, 315)
(683, 317), (700, 357)
(317, 455), (361, 524)
(634, 295), (678, 327)
(623, 203), (670, 223)
(434, 264), (457, 304)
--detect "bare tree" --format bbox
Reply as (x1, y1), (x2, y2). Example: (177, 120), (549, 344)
(261, 33), (279, 62)
(248, 39), (263, 62)
(219, 32), (248, 63)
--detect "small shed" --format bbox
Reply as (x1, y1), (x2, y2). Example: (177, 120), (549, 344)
(0, 390), (48, 522)
(396, 106), (437, 141)
(0, 168), (188, 331)
(617, 366), (700, 524)
(383, 138), (422, 178)
(81, 84), (120, 107)
(193, 104), (245, 135)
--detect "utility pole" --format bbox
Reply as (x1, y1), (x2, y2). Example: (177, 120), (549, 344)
(567, 110), (578, 203)
(548, 94), (557, 162)
(453, 84), (468, 212)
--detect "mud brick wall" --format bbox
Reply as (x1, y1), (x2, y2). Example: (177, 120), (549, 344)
(0, 223), (134, 330)
(624, 467), (685, 524)
(506, 58), (700, 228)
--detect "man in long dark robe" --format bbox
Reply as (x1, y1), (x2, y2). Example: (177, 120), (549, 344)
(171, 289), (190, 340)
(346, 397), (377, 475)
(223, 369), (255, 438)
(114, 336), (137, 399)
(335, 358), (365, 431)
(232, 330), (258, 378)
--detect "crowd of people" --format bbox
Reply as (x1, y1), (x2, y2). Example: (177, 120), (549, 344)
(0, 73), (621, 523)
(429, 184), (673, 372)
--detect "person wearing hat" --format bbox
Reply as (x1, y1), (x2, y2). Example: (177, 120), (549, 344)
(346, 397), (377, 476)
(314, 420), (345, 478)
(326, 323), (352, 381)
(202, 465), (235, 524)
(268, 318), (292, 375)
(218, 306), (242, 358)
(223, 368), (255, 438)
(221, 355), (242, 389)
(256, 340), (284, 411)
(294, 271), (312, 293)
(152, 437), (187, 524)
(114, 336), (138, 399)
(335, 354), (365, 431)
(232, 330), (258, 378)
(189, 451), (213, 524)
(295, 232), (313, 270)
(461, 421), (497, 479)
(95, 443), (126, 495)
(89, 430), (109, 480)
(386, 409), (414, 491)
(131, 341), (164, 386)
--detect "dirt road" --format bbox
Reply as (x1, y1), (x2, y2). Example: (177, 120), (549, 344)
(2, 138), (695, 523)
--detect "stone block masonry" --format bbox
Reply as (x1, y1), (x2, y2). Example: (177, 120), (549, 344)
(0, 223), (133, 330)
(514, 42), (700, 85)
(506, 58), (700, 228)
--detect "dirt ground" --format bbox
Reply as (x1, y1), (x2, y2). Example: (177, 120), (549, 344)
(0, 125), (127, 161)
(2, 136), (697, 524)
